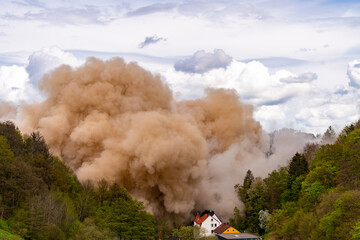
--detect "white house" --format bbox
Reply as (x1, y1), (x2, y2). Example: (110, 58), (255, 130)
(194, 210), (222, 236)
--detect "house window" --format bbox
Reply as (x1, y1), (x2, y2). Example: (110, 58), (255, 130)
(211, 224), (213, 227)
(211, 230), (214, 233)
(211, 218), (213, 221)
(215, 224), (217, 227)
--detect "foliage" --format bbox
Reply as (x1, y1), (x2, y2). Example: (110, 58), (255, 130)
(0, 136), (14, 162)
(0, 121), (158, 240)
(263, 168), (287, 211)
(0, 121), (24, 157)
(235, 169), (254, 203)
(156, 220), (174, 240)
(0, 228), (24, 240)
(233, 175), (267, 235)
(229, 206), (245, 232)
(337, 129), (360, 189)
(232, 120), (360, 239)
(266, 203), (299, 239)
(281, 153), (309, 203)
(74, 218), (113, 240)
(95, 183), (156, 240)
(288, 153), (308, 179)
(351, 221), (360, 240)
(172, 225), (204, 240)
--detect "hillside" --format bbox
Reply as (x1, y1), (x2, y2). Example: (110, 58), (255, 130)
(0, 228), (23, 240)
(230, 121), (360, 239)
(0, 121), (156, 240)
(2, 118), (360, 239)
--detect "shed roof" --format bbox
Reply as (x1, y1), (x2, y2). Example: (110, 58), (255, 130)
(214, 223), (231, 234)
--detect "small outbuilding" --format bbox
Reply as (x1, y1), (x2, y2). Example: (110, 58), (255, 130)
(214, 223), (240, 234)
(217, 233), (264, 240)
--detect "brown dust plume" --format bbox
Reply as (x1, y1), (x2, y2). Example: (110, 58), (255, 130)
(20, 57), (267, 219)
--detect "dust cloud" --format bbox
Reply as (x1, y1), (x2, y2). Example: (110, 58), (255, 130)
(18, 57), (313, 220)
(0, 102), (17, 120)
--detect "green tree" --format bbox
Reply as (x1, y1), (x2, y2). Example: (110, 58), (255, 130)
(288, 153), (308, 179)
(95, 184), (156, 240)
(297, 211), (318, 240)
(74, 218), (113, 240)
(351, 221), (360, 240)
(24, 132), (51, 159)
(267, 202), (298, 239)
(0, 121), (24, 157)
(156, 220), (173, 240)
(263, 168), (287, 211)
(8, 209), (30, 238)
(0, 136), (14, 162)
(337, 129), (360, 189)
(172, 226), (204, 240)
(235, 169), (255, 203)
(282, 153), (309, 203)
(76, 180), (96, 222)
(229, 206), (245, 232)
(245, 178), (266, 234)
(318, 190), (360, 239)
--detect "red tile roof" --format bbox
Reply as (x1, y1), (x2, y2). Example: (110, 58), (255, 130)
(195, 213), (208, 224)
(194, 213), (200, 223)
(194, 210), (222, 225)
(214, 223), (231, 234)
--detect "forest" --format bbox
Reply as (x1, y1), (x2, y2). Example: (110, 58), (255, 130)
(230, 121), (360, 239)
(1, 119), (360, 239)
(0, 121), (157, 240)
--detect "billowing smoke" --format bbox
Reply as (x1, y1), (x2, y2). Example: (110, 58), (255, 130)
(0, 102), (17, 120)
(18, 57), (314, 220)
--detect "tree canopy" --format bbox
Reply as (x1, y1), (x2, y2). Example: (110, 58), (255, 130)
(231, 120), (360, 239)
(0, 121), (156, 240)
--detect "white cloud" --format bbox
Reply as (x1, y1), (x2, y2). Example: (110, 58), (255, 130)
(295, 108), (334, 131)
(254, 105), (287, 131)
(138, 35), (166, 48)
(348, 59), (360, 88)
(167, 57), (313, 106)
(2, 2), (112, 25)
(164, 51), (359, 134)
(235, 62), (313, 105)
(177, 1), (269, 21)
(0, 47), (83, 103)
(174, 49), (233, 73)
(126, 3), (177, 17)
(0, 65), (34, 102)
(280, 72), (317, 83)
(0, 46), (358, 135)
(26, 46), (82, 84)
(289, 86), (359, 133)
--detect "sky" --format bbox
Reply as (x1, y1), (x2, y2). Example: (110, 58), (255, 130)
(0, 0), (359, 134)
